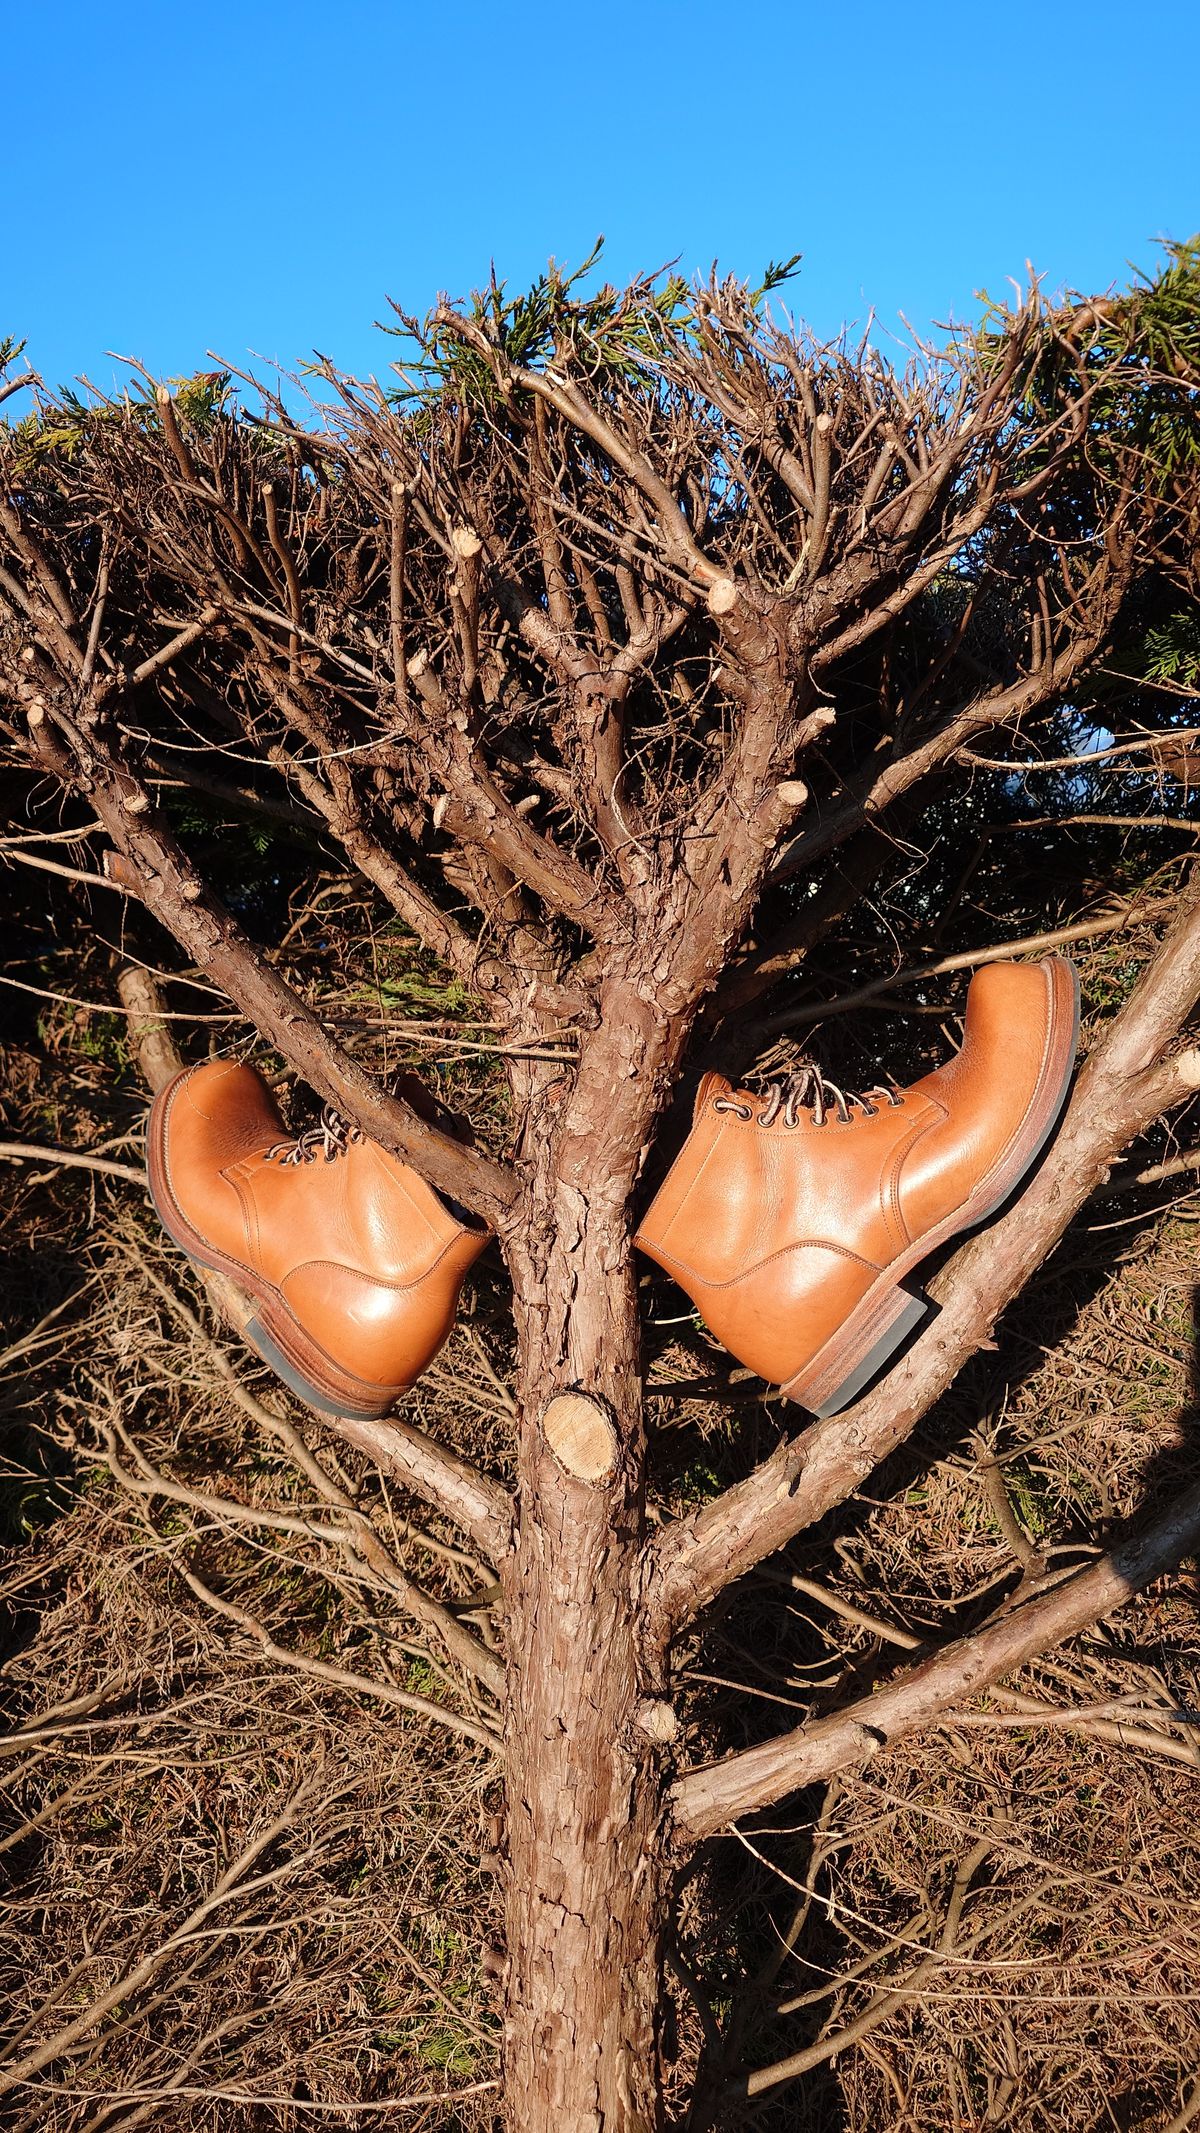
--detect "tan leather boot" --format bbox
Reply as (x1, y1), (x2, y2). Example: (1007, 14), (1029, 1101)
(147, 1061), (488, 1418)
(636, 958), (1079, 1417)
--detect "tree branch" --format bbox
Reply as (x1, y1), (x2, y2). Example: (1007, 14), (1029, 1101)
(27, 703), (519, 1224)
(329, 1413), (514, 1571)
(758, 892), (1182, 1033)
(178, 1563), (499, 1752)
(674, 1462), (1200, 1838)
(0, 1140), (145, 1185)
(768, 558), (1135, 889)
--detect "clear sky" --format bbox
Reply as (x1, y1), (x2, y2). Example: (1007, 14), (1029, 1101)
(6, 0), (1198, 403)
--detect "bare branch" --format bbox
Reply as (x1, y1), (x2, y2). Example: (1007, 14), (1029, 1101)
(0, 1141), (145, 1185)
(26, 704), (519, 1224)
(178, 1564), (500, 1751)
(758, 892), (1181, 1032)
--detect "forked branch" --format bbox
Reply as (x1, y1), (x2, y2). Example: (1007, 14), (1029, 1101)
(22, 700), (519, 1226)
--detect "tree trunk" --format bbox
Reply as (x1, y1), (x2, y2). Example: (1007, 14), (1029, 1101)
(499, 1117), (674, 2131)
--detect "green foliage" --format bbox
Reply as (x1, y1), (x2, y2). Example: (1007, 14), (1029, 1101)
(5, 365), (237, 475)
(168, 369), (234, 428)
(169, 793), (273, 856)
(387, 238), (801, 411)
(373, 1920), (489, 2078)
(7, 385), (94, 465)
(353, 967), (470, 1016)
(1121, 235), (1200, 390)
(1109, 236), (1200, 485)
(1143, 608), (1200, 691)
(405, 1655), (438, 1696)
(675, 1455), (724, 1506)
(748, 253), (804, 306)
(978, 234), (1200, 493)
(1000, 1465), (1051, 1542)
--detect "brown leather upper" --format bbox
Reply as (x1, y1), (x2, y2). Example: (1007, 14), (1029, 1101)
(635, 959), (1070, 1388)
(157, 1062), (487, 1389)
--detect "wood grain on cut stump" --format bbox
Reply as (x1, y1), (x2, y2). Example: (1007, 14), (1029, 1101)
(541, 1391), (619, 1484)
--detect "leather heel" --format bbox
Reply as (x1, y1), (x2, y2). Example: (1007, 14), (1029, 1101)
(244, 1306), (406, 1421)
(784, 1281), (930, 1418)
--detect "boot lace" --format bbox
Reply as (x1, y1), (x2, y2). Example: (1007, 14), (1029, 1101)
(262, 1099), (477, 1230)
(715, 1064), (903, 1129)
(265, 1104), (362, 1165)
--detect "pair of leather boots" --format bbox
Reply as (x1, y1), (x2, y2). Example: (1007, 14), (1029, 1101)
(147, 957), (1079, 1423)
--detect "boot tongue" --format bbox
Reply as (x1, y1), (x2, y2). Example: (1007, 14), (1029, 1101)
(694, 1070), (732, 1120)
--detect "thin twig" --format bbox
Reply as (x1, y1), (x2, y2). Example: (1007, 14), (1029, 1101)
(0, 1141), (145, 1185)
(177, 1565), (499, 1752)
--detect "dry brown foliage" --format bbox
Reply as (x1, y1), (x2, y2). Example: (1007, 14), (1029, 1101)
(668, 1196), (1200, 2131)
(3, 1211), (505, 2130)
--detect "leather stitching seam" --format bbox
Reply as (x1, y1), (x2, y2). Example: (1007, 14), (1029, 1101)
(280, 1250), (461, 1299)
(226, 1163), (259, 1265)
(636, 1123), (724, 1252)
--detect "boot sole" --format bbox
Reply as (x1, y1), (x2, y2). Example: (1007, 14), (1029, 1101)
(780, 958), (1081, 1419)
(146, 1071), (412, 1421)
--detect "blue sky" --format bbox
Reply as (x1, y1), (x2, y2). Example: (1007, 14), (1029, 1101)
(6, 0), (1198, 403)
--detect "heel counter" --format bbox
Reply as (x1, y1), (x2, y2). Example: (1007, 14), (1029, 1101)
(899, 960), (1072, 1239)
(281, 1256), (468, 1388)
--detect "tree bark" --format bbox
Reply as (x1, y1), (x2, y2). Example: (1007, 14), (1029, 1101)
(501, 1232), (671, 2130)
(498, 1023), (675, 2132)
